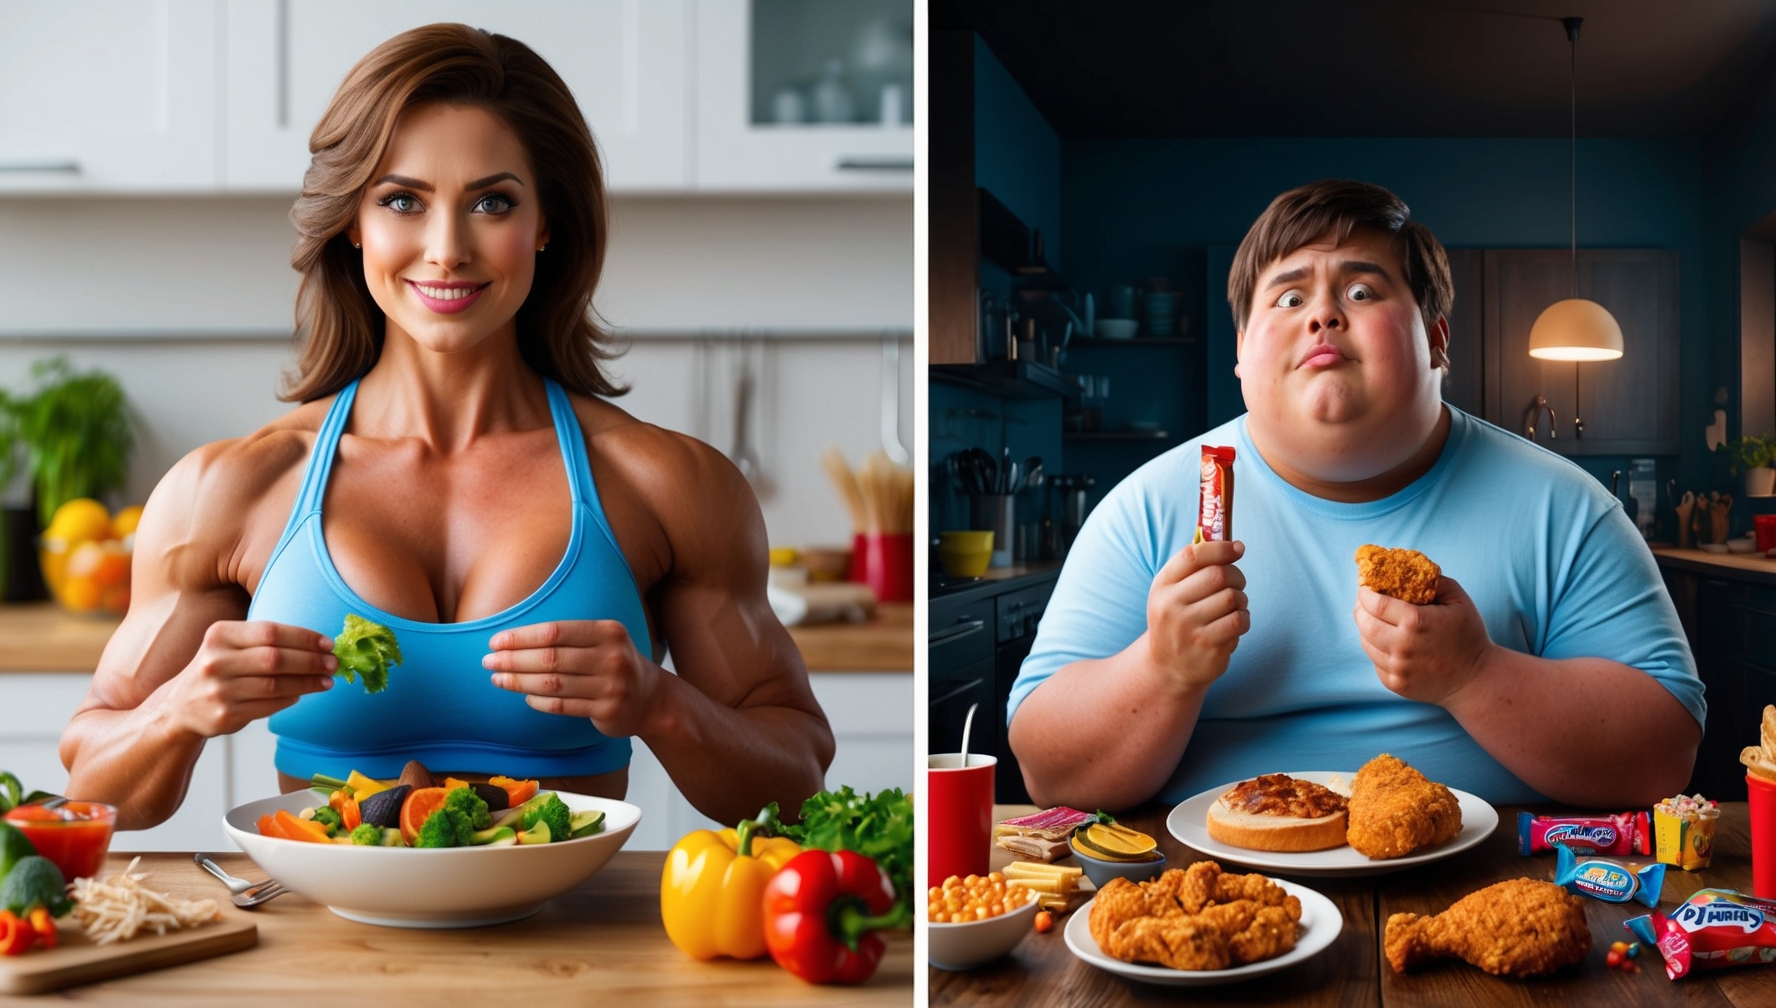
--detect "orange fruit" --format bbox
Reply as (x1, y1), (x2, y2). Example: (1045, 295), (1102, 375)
(92, 546), (129, 589)
(399, 787), (449, 845)
(66, 541), (105, 580)
(110, 505), (144, 538)
(45, 499), (110, 544)
(61, 577), (101, 613)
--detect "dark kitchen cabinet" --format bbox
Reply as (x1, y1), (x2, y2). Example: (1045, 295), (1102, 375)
(1482, 249), (1680, 455)
(1657, 555), (1776, 801)
(1442, 248), (1485, 418)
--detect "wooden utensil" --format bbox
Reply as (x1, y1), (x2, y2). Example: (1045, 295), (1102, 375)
(1675, 490), (1694, 548)
(1713, 493), (1734, 544)
(0, 915), (256, 995)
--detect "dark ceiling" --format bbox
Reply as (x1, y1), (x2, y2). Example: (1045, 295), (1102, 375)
(934, 0), (1776, 139)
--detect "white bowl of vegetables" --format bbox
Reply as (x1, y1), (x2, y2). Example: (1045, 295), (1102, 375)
(223, 773), (640, 928)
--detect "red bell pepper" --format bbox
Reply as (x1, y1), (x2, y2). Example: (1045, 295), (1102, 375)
(0, 910), (35, 956)
(762, 849), (906, 984)
(26, 908), (56, 950)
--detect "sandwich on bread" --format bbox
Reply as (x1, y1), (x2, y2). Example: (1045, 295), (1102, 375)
(995, 807), (1096, 862)
(1205, 774), (1349, 853)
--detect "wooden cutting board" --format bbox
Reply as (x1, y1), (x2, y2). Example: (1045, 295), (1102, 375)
(0, 914), (257, 995)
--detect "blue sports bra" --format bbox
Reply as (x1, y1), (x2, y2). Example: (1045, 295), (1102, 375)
(253, 377), (649, 781)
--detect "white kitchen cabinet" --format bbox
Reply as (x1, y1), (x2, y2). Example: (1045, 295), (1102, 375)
(1, 670), (908, 855)
(224, 0), (688, 192)
(694, 0), (912, 192)
(0, 0), (220, 192)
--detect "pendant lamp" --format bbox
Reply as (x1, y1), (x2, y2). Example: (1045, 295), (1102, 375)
(1527, 18), (1622, 440)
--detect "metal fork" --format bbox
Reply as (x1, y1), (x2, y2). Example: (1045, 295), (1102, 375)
(193, 854), (288, 909)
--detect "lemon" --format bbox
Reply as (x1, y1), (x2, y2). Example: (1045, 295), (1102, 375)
(46, 498), (111, 544)
(111, 504), (145, 538)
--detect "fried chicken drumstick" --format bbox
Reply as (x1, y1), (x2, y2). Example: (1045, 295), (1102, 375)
(1385, 879), (1590, 977)
(1346, 753), (1462, 859)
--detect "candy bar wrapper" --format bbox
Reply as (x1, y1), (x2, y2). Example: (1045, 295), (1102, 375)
(1517, 810), (1651, 856)
(1653, 807), (1716, 871)
(1195, 446), (1235, 543)
(1554, 842), (1664, 907)
(1627, 889), (1776, 979)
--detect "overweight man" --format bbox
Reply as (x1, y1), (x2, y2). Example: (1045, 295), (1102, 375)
(1008, 179), (1702, 811)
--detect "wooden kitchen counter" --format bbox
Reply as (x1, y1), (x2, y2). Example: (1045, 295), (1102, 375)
(789, 602), (912, 672)
(1652, 546), (1776, 585)
(934, 802), (1773, 1008)
(25, 850), (910, 1005)
(0, 601), (912, 674)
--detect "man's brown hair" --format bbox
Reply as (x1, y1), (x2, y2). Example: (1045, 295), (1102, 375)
(1227, 180), (1452, 349)
(283, 23), (623, 402)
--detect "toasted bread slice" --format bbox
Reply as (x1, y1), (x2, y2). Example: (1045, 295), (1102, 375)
(1206, 797), (1348, 852)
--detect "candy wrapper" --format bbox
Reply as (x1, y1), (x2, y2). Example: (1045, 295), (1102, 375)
(1194, 446), (1235, 543)
(1518, 810), (1651, 856)
(1627, 889), (1776, 979)
(1653, 793), (1718, 871)
(1554, 842), (1664, 907)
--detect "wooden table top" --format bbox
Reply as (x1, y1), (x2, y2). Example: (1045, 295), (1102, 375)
(0, 601), (912, 674)
(932, 803), (1776, 1008)
(20, 850), (911, 1006)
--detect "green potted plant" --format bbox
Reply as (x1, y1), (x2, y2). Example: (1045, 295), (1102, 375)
(1716, 432), (1776, 497)
(0, 358), (134, 605)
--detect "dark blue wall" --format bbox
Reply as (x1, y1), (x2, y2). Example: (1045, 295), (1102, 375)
(1060, 136), (1714, 511)
(974, 36), (1062, 265)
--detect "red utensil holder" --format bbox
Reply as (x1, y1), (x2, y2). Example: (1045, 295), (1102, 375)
(850, 532), (912, 602)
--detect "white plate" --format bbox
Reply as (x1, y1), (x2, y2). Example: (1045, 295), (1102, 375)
(1063, 877), (1342, 986)
(1166, 770), (1498, 877)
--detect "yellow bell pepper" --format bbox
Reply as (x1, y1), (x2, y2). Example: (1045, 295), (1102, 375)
(661, 805), (803, 960)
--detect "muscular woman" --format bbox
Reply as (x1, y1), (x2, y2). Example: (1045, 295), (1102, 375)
(60, 24), (833, 829)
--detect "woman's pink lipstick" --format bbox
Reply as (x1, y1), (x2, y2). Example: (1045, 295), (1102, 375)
(406, 279), (489, 315)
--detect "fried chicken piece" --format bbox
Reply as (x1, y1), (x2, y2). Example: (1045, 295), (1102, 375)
(1089, 863), (1302, 971)
(1355, 545), (1441, 604)
(1346, 753), (1462, 859)
(1385, 878), (1590, 977)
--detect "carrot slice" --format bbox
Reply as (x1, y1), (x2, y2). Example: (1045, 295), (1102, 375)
(443, 777), (473, 793)
(257, 814), (286, 840)
(342, 794), (361, 832)
(400, 787), (450, 845)
(275, 809), (331, 843)
(489, 775), (537, 807)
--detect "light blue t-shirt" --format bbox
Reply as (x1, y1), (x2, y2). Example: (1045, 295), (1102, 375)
(1010, 407), (1704, 805)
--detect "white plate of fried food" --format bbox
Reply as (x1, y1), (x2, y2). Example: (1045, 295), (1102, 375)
(1063, 862), (1342, 986)
(1167, 765), (1498, 877)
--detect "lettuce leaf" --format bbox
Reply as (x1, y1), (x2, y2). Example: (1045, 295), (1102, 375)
(333, 613), (402, 694)
(782, 786), (913, 901)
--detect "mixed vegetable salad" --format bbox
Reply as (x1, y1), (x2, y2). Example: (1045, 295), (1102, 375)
(256, 761), (605, 848)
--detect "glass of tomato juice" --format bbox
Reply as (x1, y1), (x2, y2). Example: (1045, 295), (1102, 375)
(4, 801), (116, 882)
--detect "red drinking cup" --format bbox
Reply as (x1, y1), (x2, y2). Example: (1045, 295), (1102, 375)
(850, 532), (913, 602)
(928, 754), (995, 885)
(1751, 773), (1776, 898)
(1756, 514), (1776, 555)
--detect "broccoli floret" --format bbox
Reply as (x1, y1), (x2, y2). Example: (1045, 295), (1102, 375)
(414, 807), (472, 848)
(443, 786), (492, 831)
(0, 856), (71, 917)
(349, 823), (384, 846)
(309, 806), (344, 836)
(333, 613), (402, 694)
(519, 794), (572, 843)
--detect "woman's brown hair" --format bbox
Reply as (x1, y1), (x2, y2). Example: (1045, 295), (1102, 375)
(284, 23), (624, 402)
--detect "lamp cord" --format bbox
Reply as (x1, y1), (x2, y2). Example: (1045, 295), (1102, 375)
(1565, 16), (1585, 437)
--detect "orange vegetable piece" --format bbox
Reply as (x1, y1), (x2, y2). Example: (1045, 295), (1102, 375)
(27, 909), (56, 950)
(400, 787), (450, 845)
(0, 910), (34, 956)
(488, 775), (537, 807)
(274, 809), (331, 843)
(443, 777), (473, 792)
(342, 794), (361, 832)
(1034, 910), (1054, 934)
(256, 814), (282, 839)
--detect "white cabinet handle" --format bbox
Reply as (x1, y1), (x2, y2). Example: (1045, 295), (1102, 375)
(836, 156), (913, 171)
(0, 162), (80, 173)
